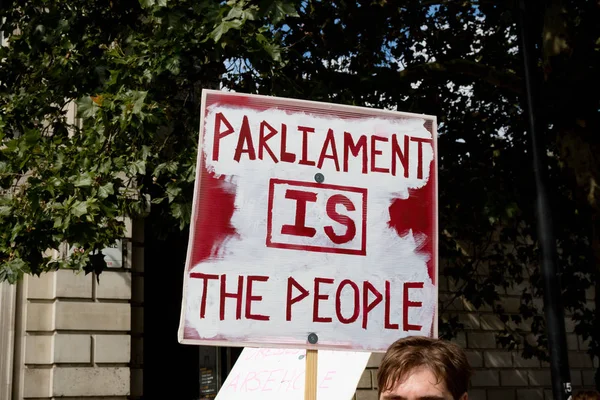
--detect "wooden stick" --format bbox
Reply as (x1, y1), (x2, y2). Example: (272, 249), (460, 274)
(304, 349), (318, 400)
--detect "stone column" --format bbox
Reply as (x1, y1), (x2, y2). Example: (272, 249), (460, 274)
(0, 281), (17, 399)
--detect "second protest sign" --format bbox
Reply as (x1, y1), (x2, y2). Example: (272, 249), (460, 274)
(178, 90), (438, 352)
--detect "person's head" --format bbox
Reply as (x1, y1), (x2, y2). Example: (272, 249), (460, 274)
(377, 336), (472, 400)
(574, 390), (600, 400)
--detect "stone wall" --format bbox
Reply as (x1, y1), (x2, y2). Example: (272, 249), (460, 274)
(12, 220), (138, 399)
(6, 215), (596, 399)
(353, 275), (598, 400)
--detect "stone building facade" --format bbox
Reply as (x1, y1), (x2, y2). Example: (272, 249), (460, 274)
(353, 274), (598, 400)
(0, 218), (144, 399)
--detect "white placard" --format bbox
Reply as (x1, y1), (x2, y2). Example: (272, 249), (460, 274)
(179, 90), (438, 351)
(215, 347), (371, 400)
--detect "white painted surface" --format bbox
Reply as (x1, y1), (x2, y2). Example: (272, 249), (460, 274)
(101, 239), (123, 268)
(268, 181), (366, 252)
(215, 347), (371, 400)
(179, 90), (438, 351)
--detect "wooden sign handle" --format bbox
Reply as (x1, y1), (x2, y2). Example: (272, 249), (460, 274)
(304, 349), (318, 400)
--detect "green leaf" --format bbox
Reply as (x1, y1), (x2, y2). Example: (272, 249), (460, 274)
(0, 205), (11, 216)
(131, 160), (146, 175)
(226, 6), (244, 21)
(24, 129), (41, 146)
(278, 2), (299, 17)
(98, 182), (114, 199)
(71, 200), (88, 218)
(53, 216), (64, 229)
(151, 196), (166, 204)
(210, 20), (243, 42)
(141, 145), (151, 160)
(73, 173), (93, 188)
(263, 1), (299, 24)
(131, 91), (148, 114)
(0, 258), (26, 284)
(76, 96), (101, 119)
(139, 0), (155, 8)
(138, 0), (166, 10)
(165, 57), (181, 75)
(154, 161), (178, 177)
(170, 201), (191, 230)
(256, 34), (282, 62)
(166, 183), (182, 203)
(48, 176), (63, 187)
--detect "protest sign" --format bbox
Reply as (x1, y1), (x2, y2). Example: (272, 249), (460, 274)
(178, 90), (438, 351)
(215, 348), (370, 400)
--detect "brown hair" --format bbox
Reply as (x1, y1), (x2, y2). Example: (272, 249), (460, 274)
(377, 336), (472, 399)
(574, 391), (600, 400)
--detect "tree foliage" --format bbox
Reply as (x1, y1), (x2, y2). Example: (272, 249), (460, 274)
(227, 0), (599, 378)
(0, 0), (295, 279)
(1, 0), (599, 382)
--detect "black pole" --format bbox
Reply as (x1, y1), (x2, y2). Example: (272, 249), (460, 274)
(516, 1), (572, 399)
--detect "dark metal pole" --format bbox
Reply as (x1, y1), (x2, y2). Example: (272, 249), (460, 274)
(516, 1), (572, 399)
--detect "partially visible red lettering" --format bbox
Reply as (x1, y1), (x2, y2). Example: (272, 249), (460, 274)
(245, 275), (270, 321)
(286, 277), (309, 321)
(279, 369), (295, 392)
(240, 371), (260, 392)
(371, 135), (390, 173)
(190, 272), (218, 318)
(384, 280), (399, 329)
(343, 132), (367, 174)
(213, 113), (435, 181)
(335, 279), (360, 324)
(324, 194), (356, 244)
(403, 282), (424, 331)
(298, 126), (316, 166)
(198, 273), (427, 332)
(391, 134), (410, 178)
(233, 115), (256, 162)
(317, 128), (340, 171)
(262, 369), (283, 392)
(220, 274), (244, 320)
(313, 277), (334, 323)
(362, 281), (383, 329)
(292, 369), (305, 390)
(280, 123), (296, 163)
(212, 112), (234, 161)
(259, 121), (279, 162)
(223, 372), (240, 391)
(319, 371), (336, 389)
(410, 137), (433, 179)
(281, 190), (317, 237)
